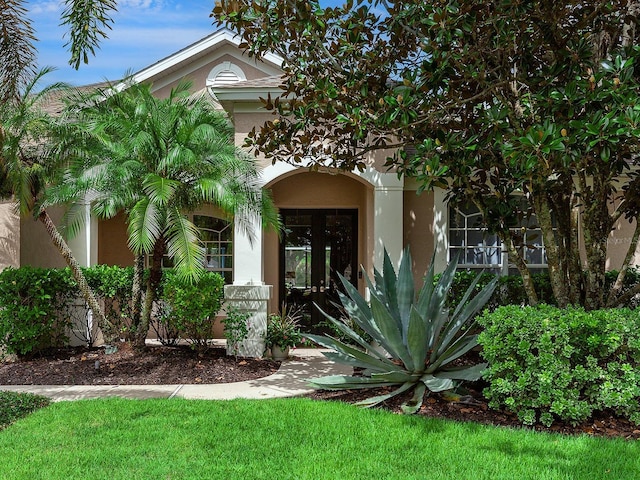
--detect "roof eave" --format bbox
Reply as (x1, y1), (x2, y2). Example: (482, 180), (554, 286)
(212, 87), (286, 102)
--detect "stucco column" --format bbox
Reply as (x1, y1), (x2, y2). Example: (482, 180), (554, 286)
(225, 212), (271, 357)
(433, 187), (449, 273)
(232, 216), (264, 286)
(65, 200), (100, 346)
(66, 200), (98, 267)
(372, 174), (404, 270)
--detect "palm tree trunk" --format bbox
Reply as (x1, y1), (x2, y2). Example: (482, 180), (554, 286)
(130, 253), (145, 336)
(134, 238), (165, 349)
(37, 208), (109, 342)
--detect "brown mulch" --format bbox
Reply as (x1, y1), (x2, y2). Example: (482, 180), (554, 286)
(2, 345), (639, 440)
(305, 382), (640, 441)
(0, 343), (279, 386)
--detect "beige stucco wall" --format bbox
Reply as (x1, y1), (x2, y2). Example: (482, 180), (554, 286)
(233, 110), (278, 168)
(403, 189), (434, 287)
(98, 212), (134, 266)
(607, 217), (640, 271)
(265, 170), (373, 308)
(0, 201), (20, 270)
(20, 206), (66, 268)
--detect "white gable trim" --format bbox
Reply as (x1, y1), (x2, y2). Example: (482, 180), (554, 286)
(129, 29), (284, 86)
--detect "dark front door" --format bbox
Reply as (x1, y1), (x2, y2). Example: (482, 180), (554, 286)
(280, 209), (358, 334)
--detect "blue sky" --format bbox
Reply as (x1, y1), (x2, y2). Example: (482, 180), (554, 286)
(28, 1), (223, 86)
(27, 0), (348, 87)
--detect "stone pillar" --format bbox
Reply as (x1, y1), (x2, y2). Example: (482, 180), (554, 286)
(223, 284), (272, 358)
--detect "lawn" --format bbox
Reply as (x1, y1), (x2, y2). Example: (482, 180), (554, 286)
(0, 397), (637, 480)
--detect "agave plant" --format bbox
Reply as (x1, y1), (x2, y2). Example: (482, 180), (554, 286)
(306, 248), (497, 413)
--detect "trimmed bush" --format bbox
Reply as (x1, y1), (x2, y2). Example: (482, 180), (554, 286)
(82, 265), (135, 343)
(0, 391), (50, 430)
(0, 267), (77, 356)
(477, 305), (640, 426)
(159, 271), (225, 350)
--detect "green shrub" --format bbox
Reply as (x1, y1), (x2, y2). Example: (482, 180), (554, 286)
(605, 268), (640, 308)
(0, 267), (77, 356)
(0, 391), (50, 430)
(82, 265), (135, 343)
(159, 271), (225, 351)
(443, 268), (640, 311)
(221, 305), (251, 358)
(478, 305), (640, 426)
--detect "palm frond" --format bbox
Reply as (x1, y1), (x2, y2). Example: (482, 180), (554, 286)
(164, 208), (205, 282)
(127, 198), (162, 255)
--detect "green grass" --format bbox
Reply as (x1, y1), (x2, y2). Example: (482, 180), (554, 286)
(0, 397), (637, 480)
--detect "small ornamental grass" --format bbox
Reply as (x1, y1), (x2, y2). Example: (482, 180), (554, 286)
(307, 248), (496, 413)
(266, 304), (303, 349)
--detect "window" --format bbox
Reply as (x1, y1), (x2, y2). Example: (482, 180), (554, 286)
(448, 203), (548, 274)
(152, 215), (233, 283)
(195, 215), (233, 284)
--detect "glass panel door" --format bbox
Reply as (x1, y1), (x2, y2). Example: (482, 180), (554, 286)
(281, 209), (358, 334)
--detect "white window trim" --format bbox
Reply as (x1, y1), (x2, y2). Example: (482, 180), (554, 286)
(448, 203), (550, 274)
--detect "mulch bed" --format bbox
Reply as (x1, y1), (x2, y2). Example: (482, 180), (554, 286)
(305, 382), (640, 441)
(0, 343), (279, 385)
(2, 345), (639, 440)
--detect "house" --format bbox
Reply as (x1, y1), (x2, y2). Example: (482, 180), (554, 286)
(2, 29), (637, 351)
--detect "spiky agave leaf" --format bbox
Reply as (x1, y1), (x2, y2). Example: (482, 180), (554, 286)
(308, 247), (497, 413)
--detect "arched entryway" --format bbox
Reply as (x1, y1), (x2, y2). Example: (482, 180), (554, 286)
(264, 170), (373, 332)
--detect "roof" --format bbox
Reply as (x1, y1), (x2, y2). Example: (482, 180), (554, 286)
(213, 75), (285, 89)
(128, 29), (284, 87)
(210, 75), (287, 102)
(38, 82), (111, 116)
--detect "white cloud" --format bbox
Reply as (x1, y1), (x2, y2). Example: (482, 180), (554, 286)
(119, 0), (156, 8)
(29, 1), (62, 15)
(27, 0), (218, 86)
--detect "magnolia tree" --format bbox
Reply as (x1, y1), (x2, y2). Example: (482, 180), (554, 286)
(215, 0), (640, 309)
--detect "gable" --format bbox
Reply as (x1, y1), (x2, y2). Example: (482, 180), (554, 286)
(128, 29), (284, 98)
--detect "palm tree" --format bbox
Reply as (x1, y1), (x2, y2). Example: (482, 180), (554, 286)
(0, 68), (108, 335)
(62, 79), (279, 348)
(0, 0), (117, 102)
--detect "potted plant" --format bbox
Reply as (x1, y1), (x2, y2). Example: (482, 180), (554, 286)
(266, 304), (302, 361)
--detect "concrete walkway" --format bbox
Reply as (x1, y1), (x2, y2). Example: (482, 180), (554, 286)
(0, 349), (352, 402)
